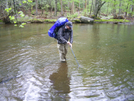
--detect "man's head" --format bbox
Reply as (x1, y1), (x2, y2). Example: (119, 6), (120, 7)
(65, 21), (72, 30)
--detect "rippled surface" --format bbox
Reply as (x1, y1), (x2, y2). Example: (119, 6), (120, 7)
(0, 23), (134, 101)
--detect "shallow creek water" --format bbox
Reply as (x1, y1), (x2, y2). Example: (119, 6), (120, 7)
(0, 23), (134, 101)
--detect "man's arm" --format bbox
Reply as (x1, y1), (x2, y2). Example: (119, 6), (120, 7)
(70, 30), (73, 44)
(67, 30), (73, 48)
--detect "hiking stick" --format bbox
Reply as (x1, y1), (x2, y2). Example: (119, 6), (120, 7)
(70, 47), (80, 68)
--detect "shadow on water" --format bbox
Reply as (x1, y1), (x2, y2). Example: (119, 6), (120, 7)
(49, 62), (70, 100)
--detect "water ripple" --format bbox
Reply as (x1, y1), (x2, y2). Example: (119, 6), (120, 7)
(1, 24), (134, 101)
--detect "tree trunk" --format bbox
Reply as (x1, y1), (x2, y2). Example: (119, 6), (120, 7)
(50, 1), (52, 17)
(128, 5), (133, 18)
(67, 1), (71, 14)
(107, 2), (109, 15)
(6, 0), (8, 8)
(13, 0), (18, 22)
(85, 0), (87, 9)
(60, 0), (63, 16)
(42, 9), (43, 15)
(79, 0), (80, 11)
(71, 0), (74, 14)
(83, 0), (84, 10)
(124, 4), (128, 17)
(68, 1), (69, 9)
(50, 7), (52, 17)
(55, 0), (57, 16)
(35, 0), (38, 15)
(90, 0), (93, 15)
(119, 0), (122, 16)
(94, 0), (106, 18)
(94, 0), (97, 17)
(112, 0), (116, 17)
(85, 0), (87, 15)
(13, 0), (16, 13)
(124, 12), (127, 17)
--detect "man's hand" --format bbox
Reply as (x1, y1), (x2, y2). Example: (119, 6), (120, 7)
(67, 41), (72, 48)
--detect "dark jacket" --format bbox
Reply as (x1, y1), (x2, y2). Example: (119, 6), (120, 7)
(57, 25), (73, 44)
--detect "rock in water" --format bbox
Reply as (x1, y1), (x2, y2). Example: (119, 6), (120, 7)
(80, 16), (94, 23)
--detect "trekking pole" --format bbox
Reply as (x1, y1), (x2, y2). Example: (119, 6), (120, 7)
(70, 47), (80, 68)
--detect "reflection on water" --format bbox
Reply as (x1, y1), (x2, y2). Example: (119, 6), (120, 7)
(0, 23), (134, 101)
(49, 62), (70, 100)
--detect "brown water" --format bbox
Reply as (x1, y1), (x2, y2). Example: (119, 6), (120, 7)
(0, 23), (134, 101)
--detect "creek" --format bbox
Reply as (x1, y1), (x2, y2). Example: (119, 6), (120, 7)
(0, 23), (134, 101)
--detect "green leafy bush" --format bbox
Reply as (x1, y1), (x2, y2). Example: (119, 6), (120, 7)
(67, 13), (78, 19)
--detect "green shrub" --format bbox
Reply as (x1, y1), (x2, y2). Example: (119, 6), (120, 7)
(67, 13), (78, 20)
(0, 20), (3, 22)
(95, 19), (130, 22)
(31, 10), (35, 14)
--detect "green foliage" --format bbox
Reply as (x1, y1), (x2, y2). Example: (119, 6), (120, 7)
(23, 1), (27, 4)
(18, 11), (25, 17)
(1, 0), (134, 25)
(23, 0), (32, 4)
(0, 20), (3, 22)
(95, 19), (130, 23)
(3, 0), (31, 27)
(14, 21), (16, 24)
(57, 2), (61, 12)
(67, 13), (78, 19)
(19, 23), (26, 28)
(82, 9), (88, 16)
(45, 12), (48, 15)
(19, 25), (24, 28)
(28, 0), (32, 3)
(22, 22), (26, 26)
(31, 10), (35, 14)
(44, 19), (57, 22)
(101, 0), (134, 16)
(5, 8), (12, 13)
(9, 16), (15, 20)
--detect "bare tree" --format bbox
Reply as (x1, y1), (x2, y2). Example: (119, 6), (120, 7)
(90, 0), (94, 15)
(71, 0), (74, 14)
(55, 0), (57, 16)
(79, 0), (80, 11)
(85, 0), (87, 9)
(94, 0), (106, 18)
(60, 0), (63, 16)
(128, 5), (133, 18)
(112, 0), (116, 17)
(35, 0), (38, 15)
(124, 4), (128, 17)
(6, 0), (8, 8)
(119, 0), (122, 16)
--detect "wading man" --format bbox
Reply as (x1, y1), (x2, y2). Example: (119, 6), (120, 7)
(57, 21), (73, 62)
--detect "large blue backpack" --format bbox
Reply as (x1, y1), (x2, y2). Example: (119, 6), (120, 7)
(48, 17), (68, 39)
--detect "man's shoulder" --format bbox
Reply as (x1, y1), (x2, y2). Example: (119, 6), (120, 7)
(58, 25), (64, 31)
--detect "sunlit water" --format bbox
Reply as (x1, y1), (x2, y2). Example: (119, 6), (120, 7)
(0, 23), (134, 101)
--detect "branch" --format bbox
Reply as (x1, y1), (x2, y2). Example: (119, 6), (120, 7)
(98, 1), (106, 10)
(101, 1), (106, 7)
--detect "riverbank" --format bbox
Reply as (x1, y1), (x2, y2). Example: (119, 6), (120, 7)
(0, 16), (132, 25)
(17, 16), (131, 24)
(95, 19), (131, 24)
